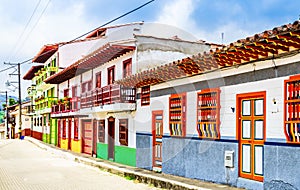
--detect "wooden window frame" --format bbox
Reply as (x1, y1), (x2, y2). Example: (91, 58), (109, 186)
(87, 80), (92, 91)
(98, 120), (105, 143)
(62, 119), (67, 139)
(81, 82), (86, 93)
(95, 72), (102, 88)
(107, 66), (115, 85)
(236, 91), (266, 182)
(119, 119), (128, 146)
(123, 58), (132, 78)
(284, 74), (300, 144)
(169, 93), (186, 137)
(63, 88), (69, 97)
(72, 85), (78, 98)
(74, 118), (79, 140)
(196, 88), (221, 139)
(141, 85), (150, 106)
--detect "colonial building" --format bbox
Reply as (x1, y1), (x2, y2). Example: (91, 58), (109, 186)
(7, 101), (32, 139)
(23, 32), (113, 144)
(44, 22), (211, 165)
(116, 21), (300, 189)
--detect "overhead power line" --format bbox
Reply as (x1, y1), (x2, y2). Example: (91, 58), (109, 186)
(11, 0), (51, 60)
(8, 0), (42, 61)
(1, 0), (155, 73)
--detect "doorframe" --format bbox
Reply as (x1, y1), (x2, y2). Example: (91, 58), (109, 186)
(92, 119), (98, 157)
(81, 119), (92, 154)
(236, 91), (266, 182)
(58, 119), (61, 147)
(107, 116), (115, 160)
(152, 110), (163, 171)
(68, 118), (72, 150)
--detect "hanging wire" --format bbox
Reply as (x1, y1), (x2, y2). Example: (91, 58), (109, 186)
(1, 0), (155, 73)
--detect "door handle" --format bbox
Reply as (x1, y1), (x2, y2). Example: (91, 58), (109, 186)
(248, 140), (251, 143)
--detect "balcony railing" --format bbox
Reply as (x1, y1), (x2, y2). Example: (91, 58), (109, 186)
(51, 84), (136, 114)
(51, 97), (80, 114)
(25, 105), (35, 115)
(34, 97), (57, 111)
(81, 84), (136, 109)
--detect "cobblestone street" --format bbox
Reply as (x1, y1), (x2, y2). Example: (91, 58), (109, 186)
(0, 139), (158, 190)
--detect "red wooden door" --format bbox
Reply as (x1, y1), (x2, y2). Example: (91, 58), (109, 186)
(92, 120), (98, 157)
(108, 117), (115, 160)
(82, 120), (93, 155)
(58, 119), (61, 148)
(152, 111), (163, 171)
(68, 119), (72, 150)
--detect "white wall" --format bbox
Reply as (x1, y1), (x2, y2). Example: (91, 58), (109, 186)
(135, 53), (300, 141)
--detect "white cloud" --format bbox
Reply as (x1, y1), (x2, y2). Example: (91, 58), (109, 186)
(156, 0), (200, 39)
(0, 0), (99, 98)
(155, 0), (261, 44)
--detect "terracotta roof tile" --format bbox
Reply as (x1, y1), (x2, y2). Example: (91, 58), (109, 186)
(116, 20), (300, 87)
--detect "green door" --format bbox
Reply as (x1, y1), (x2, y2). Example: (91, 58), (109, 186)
(50, 119), (57, 145)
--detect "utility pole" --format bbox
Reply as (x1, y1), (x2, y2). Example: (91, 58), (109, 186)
(4, 62), (22, 139)
(18, 63), (22, 139)
(5, 91), (9, 139)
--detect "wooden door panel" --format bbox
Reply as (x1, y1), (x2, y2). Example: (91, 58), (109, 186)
(237, 92), (265, 182)
(83, 122), (93, 155)
(152, 111), (163, 170)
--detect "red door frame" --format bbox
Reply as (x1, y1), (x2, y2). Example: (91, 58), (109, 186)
(58, 119), (61, 147)
(152, 110), (163, 169)
(236, 91), (266, 182)
(81, 119), (92, 155)
(108, 116), (115, 160)
(68, 118), (72, 150)
(92, 120), (98, 157)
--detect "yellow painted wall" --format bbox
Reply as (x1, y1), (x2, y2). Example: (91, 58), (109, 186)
(60, 139), (68, 150)
(71, 140), (81, 153)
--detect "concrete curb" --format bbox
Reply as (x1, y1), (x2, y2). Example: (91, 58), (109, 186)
(25, 137), (241, 190)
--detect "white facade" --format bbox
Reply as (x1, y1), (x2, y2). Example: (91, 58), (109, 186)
(136, 51), (300, 140)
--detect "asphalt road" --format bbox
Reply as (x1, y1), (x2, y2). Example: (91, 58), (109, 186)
(0, 139), (159, 190)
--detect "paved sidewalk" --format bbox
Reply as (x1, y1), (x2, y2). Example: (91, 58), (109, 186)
(26, 137), (243, 190)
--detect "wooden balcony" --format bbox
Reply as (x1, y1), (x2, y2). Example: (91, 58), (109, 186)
(81, 84), (136, 109)
(51, 97), (80, 114)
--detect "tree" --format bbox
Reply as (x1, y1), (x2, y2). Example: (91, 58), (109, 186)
(9, 98), (17, 106)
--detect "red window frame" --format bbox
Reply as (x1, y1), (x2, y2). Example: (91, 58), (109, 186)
(72, 85), (77, 98)
(107, 66), (115, 85)
(284, 74), (300, 144)
(119, 119), (128, 146)
(141, 85), (150, 106)
(81, 82), (86, 93)
(196, 88), (221, 139)
(87, 80), (92, 91)
(81, 80), (92, 93)
(98, 120), (105, 143)
(169, 93), (186, 137)
(62, 119), (67, 139)
(74, 118), (79, 140)
(63, 89), (69, 97)
(95, 72), (101, 88)
(123, 58), (132, 78)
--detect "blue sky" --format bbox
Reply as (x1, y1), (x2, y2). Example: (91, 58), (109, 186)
(0, 0), (299, 97)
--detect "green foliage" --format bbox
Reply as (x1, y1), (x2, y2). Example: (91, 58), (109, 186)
(0, 111), (4, 123)
(9, 98), (17, 106)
